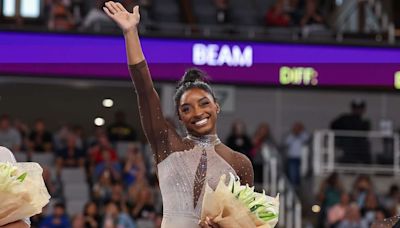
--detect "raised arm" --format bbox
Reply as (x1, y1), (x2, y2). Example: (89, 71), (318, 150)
(103, 2), (170, 163)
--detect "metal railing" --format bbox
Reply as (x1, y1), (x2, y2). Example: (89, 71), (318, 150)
(261, 144), (302, 228)
(333, 0), (395, 43)
(313, 129), (400, 175)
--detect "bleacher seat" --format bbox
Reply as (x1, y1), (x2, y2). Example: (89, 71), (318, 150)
(31, 152), (54, 167)
(60, 167), (86, 183)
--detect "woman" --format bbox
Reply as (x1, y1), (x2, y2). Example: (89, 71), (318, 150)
(0, 146), (30, 228)
(102, 2), (254, 227)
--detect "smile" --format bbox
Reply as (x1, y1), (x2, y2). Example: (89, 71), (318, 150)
(194, 118), (209, 126)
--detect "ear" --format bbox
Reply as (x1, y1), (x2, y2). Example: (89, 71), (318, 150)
(176, 111), (182, 120)
(216, 103), (221, 114)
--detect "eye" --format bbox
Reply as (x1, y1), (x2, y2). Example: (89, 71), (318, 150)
(181, 106), (190, 113)
(200, 101), (210, 106)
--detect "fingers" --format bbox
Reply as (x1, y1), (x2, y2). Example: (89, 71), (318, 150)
(133, 5), (139, 15)
(102, 7), (113, 18)
(206, 217), (219, 228)
(115, 2), (127, 12)
(105, 1), (119, 14)
(198, 220), (209, 228)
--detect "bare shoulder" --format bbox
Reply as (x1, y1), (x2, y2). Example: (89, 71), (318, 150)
(219, 144), (254, 186)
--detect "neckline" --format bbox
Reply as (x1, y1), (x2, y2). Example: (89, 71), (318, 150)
(185, 134), (221, 148)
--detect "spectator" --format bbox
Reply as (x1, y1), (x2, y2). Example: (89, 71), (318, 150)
(352, 175), (373, 208)
(265, 0), (292, 26)
(226, 119), (252, 159)
(48, 0), (75, 30)
(92, 169), (115, 204)
(361, 191), (383, 226)
(284, 122), (309, 187)
(330, 100), (371, 163)
(128, 174), (155, 220)
(72, 125), (86, 151)
(107, 111), (137, 143)
(102, 201), (136, 228)
(328, 192), (351, 226)
(89, 135), (118, 166)
(83, 201), (101, 228)
(80, 0), (113, 31)
(71, 214), (85, 228)
(300, 0), (324, 26)
(337, 203), (368, 228)
(93, 148), (121, 181)
(383, 185), (400, 213)
(53, 124), (72, 152)
(42, 166), (62, 198)
(250, 122), (278, 183)
(14, 118), (30, 151)
(317, 172), (343, 227)
(0, 114), (22, 152)
(39, 202), (71, 228)
(29, 119), (53, 153)
(122, 144), (146, 187)
(56, 133), (85, 173)
(214, 0), (229, 24)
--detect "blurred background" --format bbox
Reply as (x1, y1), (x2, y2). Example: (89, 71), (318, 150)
(1, 0), (400, 227)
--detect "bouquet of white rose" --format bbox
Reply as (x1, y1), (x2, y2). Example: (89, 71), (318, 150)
(0, 162), (50, 226)
(201, 173), (279, 228)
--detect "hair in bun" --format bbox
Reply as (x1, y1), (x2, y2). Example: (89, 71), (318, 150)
(177, 68), (209, 87)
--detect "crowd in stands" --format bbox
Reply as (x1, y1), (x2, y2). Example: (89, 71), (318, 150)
(1, 103), (399, 227)
(317, 172), (399, 227)
(0, 0), (330, 33)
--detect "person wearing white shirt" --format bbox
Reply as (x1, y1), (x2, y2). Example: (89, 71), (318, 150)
(284, 122), (309, 187)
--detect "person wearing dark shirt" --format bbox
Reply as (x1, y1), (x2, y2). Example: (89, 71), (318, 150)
(107, 111), (137, 142)
(29, 119), (53, 152)
(330, 100), (371, 163)
(226, 120), (253, 159)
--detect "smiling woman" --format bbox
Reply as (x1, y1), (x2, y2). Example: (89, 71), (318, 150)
(102, 1), (254, 228)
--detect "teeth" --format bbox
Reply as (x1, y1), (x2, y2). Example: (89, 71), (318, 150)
(195, 118), (208, 126)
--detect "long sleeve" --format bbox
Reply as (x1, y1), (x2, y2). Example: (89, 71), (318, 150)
(128, 61), (173, 164)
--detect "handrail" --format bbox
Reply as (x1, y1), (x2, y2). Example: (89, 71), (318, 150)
(261, 144), (302, 227)
(313, 129), (400, 175)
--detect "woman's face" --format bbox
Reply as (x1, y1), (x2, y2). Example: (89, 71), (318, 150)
(86, 203), (97, 216)
(178, 88), (220, 137)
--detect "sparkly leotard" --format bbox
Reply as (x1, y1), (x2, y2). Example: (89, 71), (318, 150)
(129, 61), (253, 228)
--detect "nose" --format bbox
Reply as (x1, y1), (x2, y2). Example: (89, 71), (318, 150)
(193, 105), (204, 118)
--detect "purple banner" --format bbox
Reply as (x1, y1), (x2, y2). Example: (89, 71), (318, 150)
(0, 31), (400, 88)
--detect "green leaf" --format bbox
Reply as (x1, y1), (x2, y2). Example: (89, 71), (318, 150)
(17, 172), (27, 182)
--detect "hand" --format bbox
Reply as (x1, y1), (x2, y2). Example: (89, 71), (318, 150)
(103, 1), (140, 34)
(199, 217), (220, 228)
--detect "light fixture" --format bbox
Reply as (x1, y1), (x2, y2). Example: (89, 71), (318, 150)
(94, 117), (105, 126)
(102, 98), (114, 108)
(311, 205), (321, 213)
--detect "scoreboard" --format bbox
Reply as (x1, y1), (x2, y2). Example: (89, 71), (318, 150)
(0, 31), (399, 90)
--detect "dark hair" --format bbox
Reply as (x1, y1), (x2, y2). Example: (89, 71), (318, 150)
(174, 68), (217, 117)
(54, 202), (66, 209)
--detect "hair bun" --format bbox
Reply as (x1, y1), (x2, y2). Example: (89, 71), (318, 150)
(178, 68), (209, 88)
